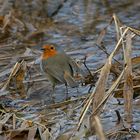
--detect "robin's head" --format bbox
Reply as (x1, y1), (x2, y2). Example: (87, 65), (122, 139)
(41, 44), (58, 59)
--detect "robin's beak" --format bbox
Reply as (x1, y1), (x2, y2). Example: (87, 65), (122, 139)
(41, 48), (45, 51)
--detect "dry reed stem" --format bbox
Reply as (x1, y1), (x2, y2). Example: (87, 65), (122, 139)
(94, 116), (106, 140)
(113, 13), (122, 41)
(92, 59), (111, 109)
(128, 26), (140, 36)
(123, 32), (133, 123)
(1, 60), (25, 92)
(0, 109), (51, 136)
(92, 27), (129, 110)
(77, 27), (129, 130)
(92, 66), (126, 116)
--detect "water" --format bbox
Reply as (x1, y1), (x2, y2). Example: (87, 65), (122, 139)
(0, 0), (140, 139)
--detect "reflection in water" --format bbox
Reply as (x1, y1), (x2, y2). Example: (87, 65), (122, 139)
(83, 0), (100, 34)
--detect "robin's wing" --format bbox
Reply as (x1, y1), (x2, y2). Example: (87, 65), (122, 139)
(46, 65), (78, 87)
(45, 64), (66, 84)
(41, 56), (65, 83)
(64, 71), (78, 87)
(67, 56), (85, 76)
(57, 53), (80, 75)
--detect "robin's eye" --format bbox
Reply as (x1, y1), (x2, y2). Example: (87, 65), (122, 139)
(50, 46), (54, 50)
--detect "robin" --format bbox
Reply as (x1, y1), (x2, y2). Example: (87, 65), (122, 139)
(40, 44), (80, 93)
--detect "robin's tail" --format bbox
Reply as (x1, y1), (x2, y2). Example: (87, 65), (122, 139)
(64, 71), (78, 88)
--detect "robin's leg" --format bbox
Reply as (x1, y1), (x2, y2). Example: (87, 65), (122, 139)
(65, 83), (69, 100)
(51, 84), (55, 102)
(76, 87), (79, 98)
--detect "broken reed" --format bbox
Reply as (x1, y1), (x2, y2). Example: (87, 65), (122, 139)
(78, 14), (140, 137)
